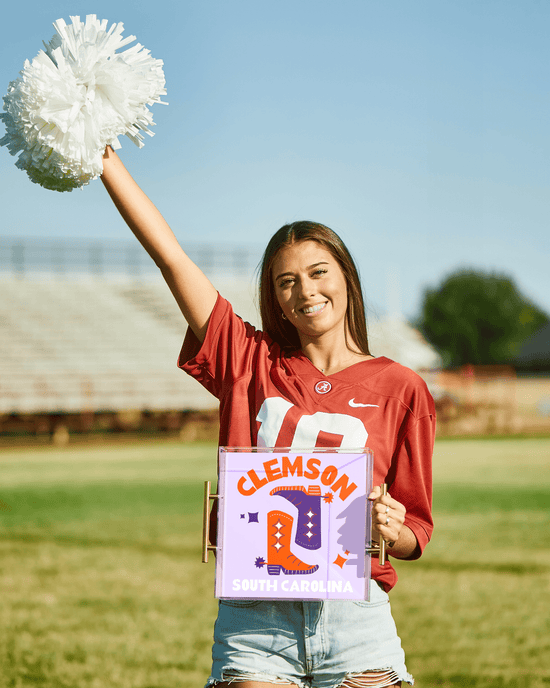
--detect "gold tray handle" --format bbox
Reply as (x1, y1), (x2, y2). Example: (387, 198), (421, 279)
(202, 480), (219, 563)
(365, 483), (388, 566)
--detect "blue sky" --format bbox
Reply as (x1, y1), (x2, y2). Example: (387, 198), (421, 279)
(1, 0), (548, 321)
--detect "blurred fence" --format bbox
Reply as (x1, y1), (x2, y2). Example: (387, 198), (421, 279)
(424, 365), (550, 436)
(0, 236), (260, 278)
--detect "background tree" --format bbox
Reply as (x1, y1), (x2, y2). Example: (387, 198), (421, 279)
(417, 270), (549, 368)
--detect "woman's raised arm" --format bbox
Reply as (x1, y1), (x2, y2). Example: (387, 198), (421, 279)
(100, 147), (218, 341)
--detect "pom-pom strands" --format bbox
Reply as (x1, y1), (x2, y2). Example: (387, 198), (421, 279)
(0, 15), (166, 191)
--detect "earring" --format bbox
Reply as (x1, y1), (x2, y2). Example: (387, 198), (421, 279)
(281, 312), (287, 320)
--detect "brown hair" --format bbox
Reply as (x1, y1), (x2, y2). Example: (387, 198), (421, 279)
(258, 221), (370, 354)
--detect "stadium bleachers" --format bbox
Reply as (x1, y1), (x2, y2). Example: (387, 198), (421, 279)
(0, 234), (442, 428)
(0, 274), (259, 415)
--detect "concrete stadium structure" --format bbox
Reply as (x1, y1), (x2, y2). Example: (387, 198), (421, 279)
(0, 273), (259, 416)
(0, 236), (443, 439)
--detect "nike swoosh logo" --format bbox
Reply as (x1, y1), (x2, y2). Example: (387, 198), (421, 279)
(348, 399), (379, 408)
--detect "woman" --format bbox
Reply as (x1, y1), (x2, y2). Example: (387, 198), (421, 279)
(101, 146), (435, 688)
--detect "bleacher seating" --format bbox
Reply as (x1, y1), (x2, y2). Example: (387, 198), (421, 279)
(0, 274), (259, 414)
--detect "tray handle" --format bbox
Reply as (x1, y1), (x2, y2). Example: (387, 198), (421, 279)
(202, 480), (219, 563)
(365, 483), (388, 566)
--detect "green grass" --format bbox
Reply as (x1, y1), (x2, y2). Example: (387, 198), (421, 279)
(1, 438), (549, 687)
(392, 438), (550, 687)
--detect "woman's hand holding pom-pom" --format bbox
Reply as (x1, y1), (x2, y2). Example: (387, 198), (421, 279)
(0, 15), (166, 192)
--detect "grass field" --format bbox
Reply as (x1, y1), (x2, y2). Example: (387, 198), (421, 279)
(0, 438), (549, 687)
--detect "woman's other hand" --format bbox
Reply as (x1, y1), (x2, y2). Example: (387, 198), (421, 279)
(368, 485), (406, 547)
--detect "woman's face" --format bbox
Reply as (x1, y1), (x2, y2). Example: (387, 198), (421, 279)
(272, 240), (348, 344)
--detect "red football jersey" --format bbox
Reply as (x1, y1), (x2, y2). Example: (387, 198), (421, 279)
(179, 294), (435, 591)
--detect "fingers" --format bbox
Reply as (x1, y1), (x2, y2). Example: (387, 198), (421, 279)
(370, 492), (405, 545)
(368, 485), (381, 501)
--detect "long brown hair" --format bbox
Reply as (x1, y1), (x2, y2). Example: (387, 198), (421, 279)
(258, 221), (370, 354)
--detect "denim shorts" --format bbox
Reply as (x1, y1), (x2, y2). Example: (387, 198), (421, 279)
(206, 582), (413, 688)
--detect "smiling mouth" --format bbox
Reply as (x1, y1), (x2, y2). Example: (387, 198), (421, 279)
(301, 303), (327, 315)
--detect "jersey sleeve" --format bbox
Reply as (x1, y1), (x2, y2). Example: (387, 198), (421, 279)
(387, 383), (436, 559)
(177, 293), (268, 399)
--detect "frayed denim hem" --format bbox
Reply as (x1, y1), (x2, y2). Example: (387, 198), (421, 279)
(341, 668), (414, 687)
(205, 667), (414, 688)
(205, 669), (308, 687)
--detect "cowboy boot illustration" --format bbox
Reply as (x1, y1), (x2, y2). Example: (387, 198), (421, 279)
(266, 510), (319, 576)
(270, 485), (322, 550)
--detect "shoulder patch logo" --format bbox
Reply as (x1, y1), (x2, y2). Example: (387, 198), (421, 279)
(348, 399), (379, 408)
(314, 381), (332, 395)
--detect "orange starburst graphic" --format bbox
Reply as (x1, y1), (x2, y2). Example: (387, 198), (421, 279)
(323, 492), (334, 503)
(333, 554), (347, 569)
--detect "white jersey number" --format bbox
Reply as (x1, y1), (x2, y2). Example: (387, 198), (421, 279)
(256, 397), (368, 449)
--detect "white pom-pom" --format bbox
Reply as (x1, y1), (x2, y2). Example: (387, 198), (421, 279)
(0, 15), (166, 191)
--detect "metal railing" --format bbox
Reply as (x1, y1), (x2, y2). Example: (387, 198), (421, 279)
(0, 236), (260, 278)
